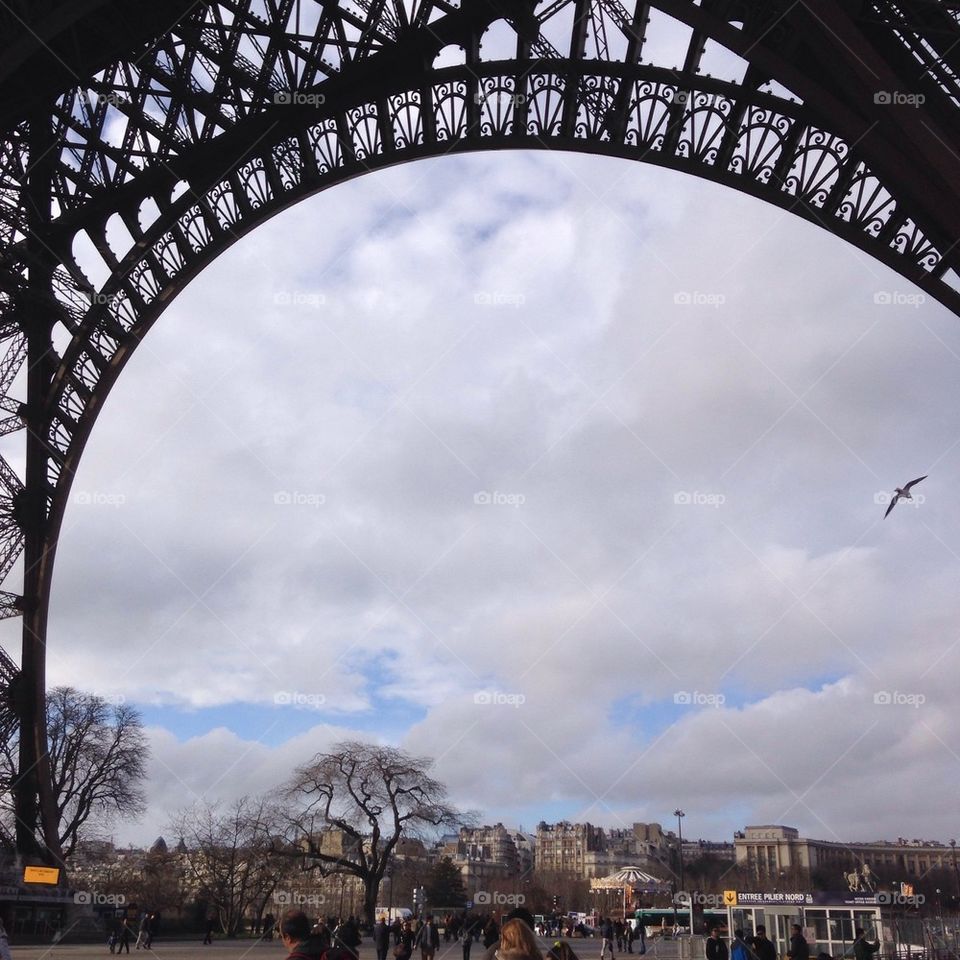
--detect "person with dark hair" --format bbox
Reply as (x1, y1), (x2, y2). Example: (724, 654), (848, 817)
(706, 927), (728, 960)
(374, 917), (391, 960)
(463, 916), (480, 960)
(395, 920), (415, 960)
(752, 927), (776, 960)
(415, 915), (440, 960)
(730, 929), (751, 960)
(117, 919), (133, 954)
(787, 925), (809, 960)
(600, 918), (616, 960)
(279, 909), (325, 960)
(853, 929), (879, 960)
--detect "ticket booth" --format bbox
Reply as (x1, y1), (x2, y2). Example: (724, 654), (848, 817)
(725, 891), (885, 958)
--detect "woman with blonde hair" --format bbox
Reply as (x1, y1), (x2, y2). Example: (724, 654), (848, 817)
(496, 919), (542, 960)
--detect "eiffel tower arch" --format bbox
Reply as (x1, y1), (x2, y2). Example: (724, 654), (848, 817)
(1, 0), (958, 861)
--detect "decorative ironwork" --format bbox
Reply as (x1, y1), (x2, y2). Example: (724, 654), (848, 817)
(0, 0), (958, 859)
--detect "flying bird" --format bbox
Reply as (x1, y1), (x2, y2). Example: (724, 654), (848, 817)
(884, 475), (927, 518)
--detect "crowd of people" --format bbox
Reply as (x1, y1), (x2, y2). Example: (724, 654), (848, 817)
(277, 908), (580, 960)
(705, 923), (881, 960)
(107, 913), (161, 953)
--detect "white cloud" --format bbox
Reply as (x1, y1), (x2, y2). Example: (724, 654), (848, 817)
(39, 151), (960, 848)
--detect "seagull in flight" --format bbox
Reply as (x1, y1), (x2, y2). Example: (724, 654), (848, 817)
(884, 475), (927, 518)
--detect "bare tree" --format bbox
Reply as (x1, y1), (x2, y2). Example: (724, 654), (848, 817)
(0, 686), (148, 858)
(280, 740), (467, 926)
(172, 796), (291, 937)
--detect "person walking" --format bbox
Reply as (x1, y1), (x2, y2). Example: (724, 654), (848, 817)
(374, 917), (391, 960)
(203, 917), (216, 945)
(395, 921), (415, 960)
(600, 918), (616, 960)
(415, 916), (440, 960)
(463, 916), (480, 960)
(117, 919), (133, 955)
(135, 912), (149, 950)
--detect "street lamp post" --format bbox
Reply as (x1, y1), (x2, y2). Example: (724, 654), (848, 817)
(951, 840), (960, 904)
(674, 810), (686, 895)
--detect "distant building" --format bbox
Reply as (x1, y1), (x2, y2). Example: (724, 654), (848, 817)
(449, 824), (521, 889)
(535, 822), (679, 879)
(734, 825), (958, 880)
(535, 821), (605, 877)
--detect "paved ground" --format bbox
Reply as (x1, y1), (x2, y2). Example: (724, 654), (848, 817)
(9, 937), (695, 960)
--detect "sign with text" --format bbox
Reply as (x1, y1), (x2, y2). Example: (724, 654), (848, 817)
(23, 865), (60, 885)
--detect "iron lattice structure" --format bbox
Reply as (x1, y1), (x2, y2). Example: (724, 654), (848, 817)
(0, 0), (958, 860)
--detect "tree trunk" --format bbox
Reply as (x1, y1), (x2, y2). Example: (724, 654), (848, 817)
(364, 875), (380, 928)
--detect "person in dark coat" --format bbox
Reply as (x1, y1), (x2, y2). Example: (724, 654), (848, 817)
(601, 918), (616, 960)
(415, 916), (441, 960)
(117, 919), (133, 954)
(374, 917), (391, 960)
(706, 928), (729, 960)
(853, 929), (879, 960)
(787, 926), (809, 960)
(752, 927), (776, 960)
(395, 921), (415, 960)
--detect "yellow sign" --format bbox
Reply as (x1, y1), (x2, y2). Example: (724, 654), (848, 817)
(723, 890), (738, 906)
(23, 865), (60, 885)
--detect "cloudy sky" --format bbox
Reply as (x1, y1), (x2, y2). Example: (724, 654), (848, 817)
(14, 143), (960, 852)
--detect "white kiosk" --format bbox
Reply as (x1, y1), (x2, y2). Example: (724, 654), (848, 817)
(724, 891), (885, 959)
